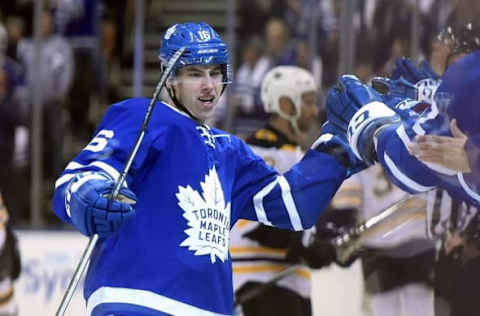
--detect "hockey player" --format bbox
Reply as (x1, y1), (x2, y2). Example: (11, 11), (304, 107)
(230, 65), (335, 316)
(52, 22), (364, 316)
(390, 23), (480, 178)
(333, 166), (436, 316)
(372, 24), (480, 316)
(0, 22), (29, 223)
(0, 192), (21, 316)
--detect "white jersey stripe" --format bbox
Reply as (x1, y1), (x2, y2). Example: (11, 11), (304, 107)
(253, 178), (278, 226)
(384, 153), (434, 193)
(70, 173), (108, 193)
(55, 161), (124, 189)
(396, 124), (412, 148)
(278, 176), (303, 231)
(86, 286), (230, 316)
(90, 161), (120, 182)
(458, 173), (480, 204)
(65, 161), (84, 170)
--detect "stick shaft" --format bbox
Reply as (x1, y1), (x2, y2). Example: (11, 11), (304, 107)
(333, 194), (416, 264)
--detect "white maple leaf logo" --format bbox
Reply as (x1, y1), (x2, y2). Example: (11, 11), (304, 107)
(176, 167), (231, 263)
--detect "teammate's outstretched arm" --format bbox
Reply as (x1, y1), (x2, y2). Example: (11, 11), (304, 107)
(325, 73), (480, 207)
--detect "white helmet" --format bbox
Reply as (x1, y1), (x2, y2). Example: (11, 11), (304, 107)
(261, 66), (316, 131)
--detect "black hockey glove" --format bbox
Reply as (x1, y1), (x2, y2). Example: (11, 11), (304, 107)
(286, 208), (360, 269)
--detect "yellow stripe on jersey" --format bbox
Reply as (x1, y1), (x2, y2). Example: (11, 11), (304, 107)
(233, 264), (311, 279)
(279, 144), (298, 152)
(234, 219), (254, 229)
(254, 129), (278, 143)
(331, 196), (363, 210)
(230, 246), (287, 256)
(331, 178), (363, 209)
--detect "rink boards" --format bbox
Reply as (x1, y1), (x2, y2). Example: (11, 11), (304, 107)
(14, 230), (87, 316)
(12, 230), (366, 316)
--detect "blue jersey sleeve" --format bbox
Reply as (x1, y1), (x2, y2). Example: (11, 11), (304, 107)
(52, 98), (166, 223)
(232, 139), (347, 231)
(375, 107), (480, 207)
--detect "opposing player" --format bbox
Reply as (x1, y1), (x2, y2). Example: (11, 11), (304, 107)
(0, 193), (21, 316)
(334, 166), (435, 316)
(230, 66), (337, 316)
(52, 22), (363, 316)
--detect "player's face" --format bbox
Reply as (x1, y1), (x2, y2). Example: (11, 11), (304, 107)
(173, 65), (224, 122)
(297, 91), (318, 132)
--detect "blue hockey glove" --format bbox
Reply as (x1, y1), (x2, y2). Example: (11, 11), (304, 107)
(324, 75), (399, 165)
(65, 171), (137, 238)
(391, 57), (440, 82)
(312, 120), (367, 177)
(371, 76), (439, 119)
(371, 76), (417, 106)
(325, 75), (383, 136)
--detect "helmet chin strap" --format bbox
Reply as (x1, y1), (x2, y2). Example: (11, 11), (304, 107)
(166, 85), (201, 123)
(277, 107), (301, 137)
(290, 118), (301, 136)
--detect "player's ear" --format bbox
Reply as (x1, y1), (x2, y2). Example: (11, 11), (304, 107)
(165, 78), (179, 95)
(279, 96), (296, 116)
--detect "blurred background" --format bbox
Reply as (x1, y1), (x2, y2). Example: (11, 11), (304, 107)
(1, 0), (479, 315)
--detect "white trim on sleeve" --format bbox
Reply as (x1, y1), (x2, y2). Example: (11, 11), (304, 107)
(458, 173), (480, 204)
(253, 178), (278, 226)
(86, 286), (231, 316)
(55, 161), (124, 189)
(383, 153), (434, 193)
(278, 176), (303, 231)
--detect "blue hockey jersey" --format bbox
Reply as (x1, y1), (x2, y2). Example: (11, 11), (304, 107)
(374, 99), (480, 208)
(52, 98), (346, 316)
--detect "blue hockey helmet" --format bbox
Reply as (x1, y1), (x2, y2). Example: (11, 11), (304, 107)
(159, 22), (232, 83)
(436, 50), (480, 137)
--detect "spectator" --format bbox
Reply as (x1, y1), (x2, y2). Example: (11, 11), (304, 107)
(0, 22), (28, 223)
(219, 35), (270, 137)
(53, 0), (105, 146)
(17, 6), (74, 182)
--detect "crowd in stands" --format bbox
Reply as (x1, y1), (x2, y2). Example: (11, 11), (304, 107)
(0, 0), (476, 225)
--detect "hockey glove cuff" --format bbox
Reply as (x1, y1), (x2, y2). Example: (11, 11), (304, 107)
(347, 101), (400, 165)
(65, 171), (137, 238)
(312, 121), (367, 177)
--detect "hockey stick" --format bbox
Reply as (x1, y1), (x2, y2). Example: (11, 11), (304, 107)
(333, 193), (426, 264)
(233, 264), (303, 310)
(55, 47), (186, 316)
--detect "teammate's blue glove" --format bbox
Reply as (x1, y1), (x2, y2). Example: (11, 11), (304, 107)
(371, 76), (417, 106)
(65, 171), (137, 238)
(391, 57), (440, 82)
(324, 75), (400, 165)
(372, 75), (441, 104)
